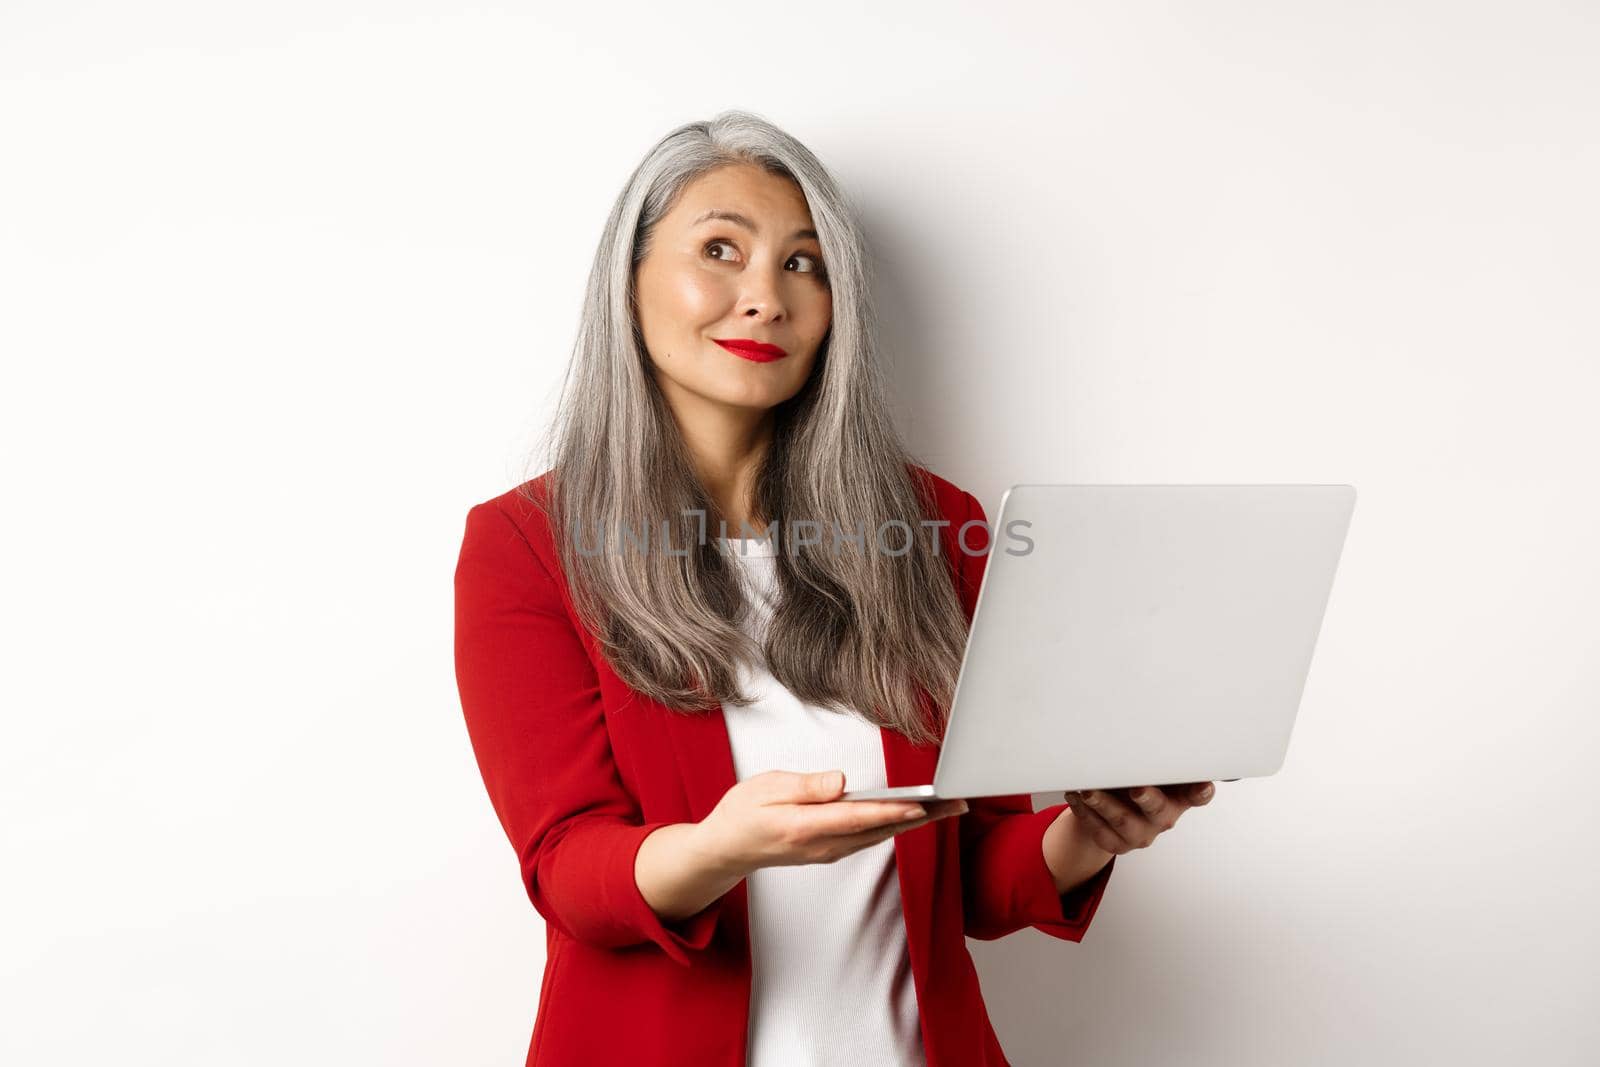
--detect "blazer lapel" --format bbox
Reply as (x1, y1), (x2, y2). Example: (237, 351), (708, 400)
(881, 701), (942, 984)
(655, 697), (753, 958)
(661, 699), (740, 821)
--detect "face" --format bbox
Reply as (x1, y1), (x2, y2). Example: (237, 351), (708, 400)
(633, 163), (833, 420)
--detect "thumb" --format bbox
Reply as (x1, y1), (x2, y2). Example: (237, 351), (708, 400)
(802, 769), (845, 801)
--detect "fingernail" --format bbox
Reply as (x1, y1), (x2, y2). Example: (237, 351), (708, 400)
(1082, 791), (1098, 804)
(1200, 784), (1214, 798)
(901, 805), (927, 820)
(1131, 789), (1148, 802)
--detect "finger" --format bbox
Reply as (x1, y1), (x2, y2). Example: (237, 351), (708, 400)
(800, 769), (847, 802)
(1126, 786), (1177, 828)
(1132, 783), (1214, 812)
(1064, 793), (1128, 853)
(1072, 789), (1155, 849)
(1153, 782), (1213, 810)
(761, 772), (963, 822)
(790, 797), (969, 848)
(819, 799), (934, 831)
(816, 805), (958, 857)
(922, 798), (969, 820)
(755, 771), (857, 806)
(851, 796), (960, 831)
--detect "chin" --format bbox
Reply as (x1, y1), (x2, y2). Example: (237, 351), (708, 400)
(696, 374), (806, 411)
(717, 391), (793, 413)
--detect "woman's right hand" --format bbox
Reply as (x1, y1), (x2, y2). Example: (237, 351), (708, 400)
(691, 769), (968, 876)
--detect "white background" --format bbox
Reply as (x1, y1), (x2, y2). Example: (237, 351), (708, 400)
(3, 2), (1596, 1064)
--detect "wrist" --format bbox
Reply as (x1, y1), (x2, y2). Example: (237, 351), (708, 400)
(685, 818), (753, 886)
(1043, 807), (1114, 895)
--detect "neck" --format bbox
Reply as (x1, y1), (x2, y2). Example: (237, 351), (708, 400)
(656, 377), (775, 535)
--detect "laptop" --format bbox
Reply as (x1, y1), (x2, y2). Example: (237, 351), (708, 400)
(842, 484), (1357, 800)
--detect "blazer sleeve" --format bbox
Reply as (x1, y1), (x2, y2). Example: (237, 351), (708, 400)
(952, 489), (1116, 942)
(453, 500), (725, 966)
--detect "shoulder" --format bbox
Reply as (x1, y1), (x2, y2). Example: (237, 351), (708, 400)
(470, 469), (554, 527)
(459, 469), (562, 575)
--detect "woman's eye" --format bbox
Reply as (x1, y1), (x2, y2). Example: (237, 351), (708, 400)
(704, 240), (826, 282)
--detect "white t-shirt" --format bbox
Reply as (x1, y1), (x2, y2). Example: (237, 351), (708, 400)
(718, 533), (924, 1067)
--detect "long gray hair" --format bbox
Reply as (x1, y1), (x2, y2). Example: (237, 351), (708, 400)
(519, 109), (968, 746)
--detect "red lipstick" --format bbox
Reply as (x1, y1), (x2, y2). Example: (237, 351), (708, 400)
(713, 338), (789, 363)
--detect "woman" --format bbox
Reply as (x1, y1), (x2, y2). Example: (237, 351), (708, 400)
(453, 110), (1215, 1067)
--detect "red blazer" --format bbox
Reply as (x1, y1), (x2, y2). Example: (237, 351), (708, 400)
(453, 465), (1114, 1067)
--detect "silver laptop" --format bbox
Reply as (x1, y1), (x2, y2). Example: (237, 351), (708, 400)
(843, 484), (1357, 800)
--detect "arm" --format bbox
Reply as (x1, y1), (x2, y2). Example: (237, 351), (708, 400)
(634, 823), (747, 922)
(1043, 804), (1117, 894)
(952, 489), (1116, 941)
(453, 501), (725, 965)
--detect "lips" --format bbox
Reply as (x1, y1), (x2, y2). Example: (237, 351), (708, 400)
(713, 338), (788, 363)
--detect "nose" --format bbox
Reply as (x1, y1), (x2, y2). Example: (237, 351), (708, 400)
(738, 264), (787, 324)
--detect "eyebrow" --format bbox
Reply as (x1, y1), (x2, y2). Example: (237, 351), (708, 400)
(691, 208), (818, 242)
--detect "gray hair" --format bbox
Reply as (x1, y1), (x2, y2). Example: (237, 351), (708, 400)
(519, 108), (967, 746)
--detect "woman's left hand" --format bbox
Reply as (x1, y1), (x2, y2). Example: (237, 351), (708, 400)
(1064, 782), (1215, 855)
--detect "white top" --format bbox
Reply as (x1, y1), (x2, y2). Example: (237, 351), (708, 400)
(718, 534), (925, 1067)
